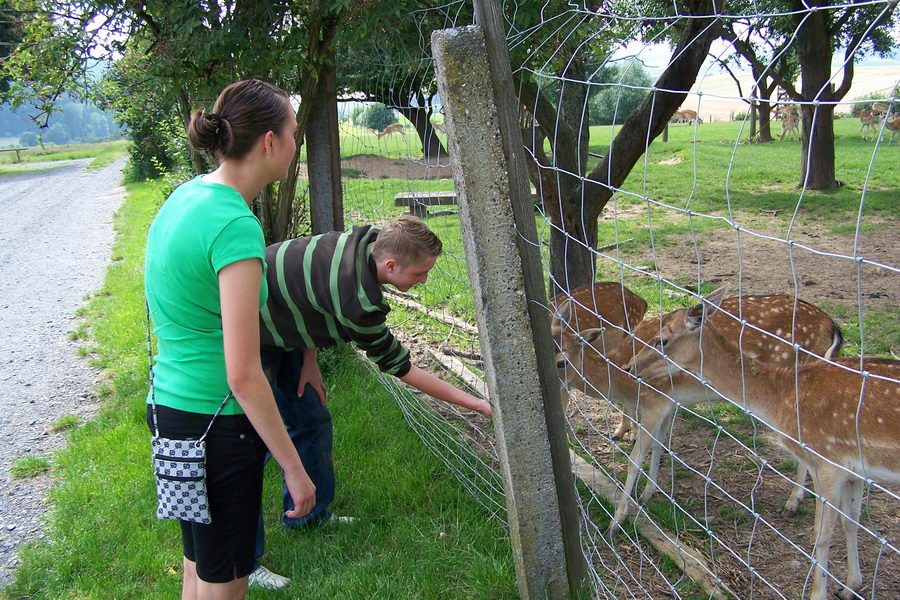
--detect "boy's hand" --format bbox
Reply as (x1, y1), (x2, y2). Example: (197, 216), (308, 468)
(473, 398), (492, 416)
(299, 354), (328, 406)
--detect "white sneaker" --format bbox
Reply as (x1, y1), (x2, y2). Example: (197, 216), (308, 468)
(326, 514), (356, 525)
(248, 565), (291, 589)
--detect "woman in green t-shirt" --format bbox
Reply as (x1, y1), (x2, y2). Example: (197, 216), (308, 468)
(145, 79), (315, 600)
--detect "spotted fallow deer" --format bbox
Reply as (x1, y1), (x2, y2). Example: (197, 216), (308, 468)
(627, 288), (899, 600)
(558, 293), (842, 530)
(780, 113), (800, 140)
(550, 283), (647, 437)
(859, 109), (884, 141)
(377, 122), (404, 138)
(884, 115), (900, 144)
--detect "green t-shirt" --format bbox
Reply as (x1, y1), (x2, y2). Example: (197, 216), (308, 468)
(145, 176), (268, 415)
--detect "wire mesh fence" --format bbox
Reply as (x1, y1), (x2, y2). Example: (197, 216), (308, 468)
(322, 1), (900, 598)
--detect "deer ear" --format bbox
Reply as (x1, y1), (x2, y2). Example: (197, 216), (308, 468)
(704, 286), (729, 309)
(556, 299), (572, 323)
(685, 287), (728, 330)
(581, 327), (605, 345)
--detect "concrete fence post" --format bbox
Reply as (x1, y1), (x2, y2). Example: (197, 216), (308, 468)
(432, 23), (587, 600)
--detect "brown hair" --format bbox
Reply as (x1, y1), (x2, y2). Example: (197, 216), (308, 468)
(188, 79), (292, 162)
(372, 215), (443, 267)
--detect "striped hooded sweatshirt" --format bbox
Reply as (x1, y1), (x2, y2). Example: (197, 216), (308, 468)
(259, 225), (412, 378)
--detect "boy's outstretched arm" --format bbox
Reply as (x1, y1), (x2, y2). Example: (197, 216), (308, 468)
(399, 365), (492, 416)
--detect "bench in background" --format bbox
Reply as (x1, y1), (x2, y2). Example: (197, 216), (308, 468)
(0, 148), (25, 163)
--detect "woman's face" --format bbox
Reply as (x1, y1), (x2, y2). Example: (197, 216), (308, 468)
(270, 102), (298, 181)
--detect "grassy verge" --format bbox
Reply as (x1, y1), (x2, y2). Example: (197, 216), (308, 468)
(4, 180), (515, 599)
(0, 140), (129, 167)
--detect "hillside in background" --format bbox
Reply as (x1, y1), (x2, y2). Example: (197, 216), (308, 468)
(0, 98), (122, 147)
(683, 65), (900, 122)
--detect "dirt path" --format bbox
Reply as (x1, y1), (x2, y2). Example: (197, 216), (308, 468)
(0, 158), (125, 583)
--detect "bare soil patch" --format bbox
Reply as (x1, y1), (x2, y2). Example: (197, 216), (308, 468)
(635, 215), (899, 311)
(298, 154), (452, 180)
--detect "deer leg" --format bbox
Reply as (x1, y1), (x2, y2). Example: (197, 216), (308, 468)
(639, 405), (676, 503)
(807, 473), (842, 600)
(782, 460), (810, 517)
(611, 404), (634, 440)
(835, 478), (865, 600)
(610, 412), (661, 531)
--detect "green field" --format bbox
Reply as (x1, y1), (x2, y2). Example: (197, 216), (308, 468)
(333, 117), (898, 356)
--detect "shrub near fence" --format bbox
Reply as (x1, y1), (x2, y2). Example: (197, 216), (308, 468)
(320, 1), (900, 599)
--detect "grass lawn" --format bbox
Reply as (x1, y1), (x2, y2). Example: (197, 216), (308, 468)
(3, 180), (515, 600)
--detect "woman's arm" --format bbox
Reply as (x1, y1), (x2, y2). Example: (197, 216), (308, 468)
(219, 258), (316, 518)
(399, 365), (492, 416)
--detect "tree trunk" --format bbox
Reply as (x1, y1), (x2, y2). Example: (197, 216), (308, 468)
(799, 102), (837, 188)
(260, 10), (341, 243)
(757, 101), (774, 143)
(175, 88), (207, 174)
(555, 1), (720, 291)
(750, 97), (757, 140)
(795, 0), (839, 189)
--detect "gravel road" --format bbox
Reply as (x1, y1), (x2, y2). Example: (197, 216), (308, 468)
(0, 158), (126, 584)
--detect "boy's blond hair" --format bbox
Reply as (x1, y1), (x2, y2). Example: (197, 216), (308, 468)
(372, 216), (443, 267)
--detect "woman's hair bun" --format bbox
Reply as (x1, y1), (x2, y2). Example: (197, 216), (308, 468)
(188, 109), (233, 156)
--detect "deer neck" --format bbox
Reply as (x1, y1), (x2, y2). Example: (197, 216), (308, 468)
(695, 327), (791, 423)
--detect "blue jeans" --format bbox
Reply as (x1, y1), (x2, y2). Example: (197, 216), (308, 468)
(254, 348), (335, 565)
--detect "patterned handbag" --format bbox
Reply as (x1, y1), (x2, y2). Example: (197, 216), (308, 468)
(146, 301), (231, 525)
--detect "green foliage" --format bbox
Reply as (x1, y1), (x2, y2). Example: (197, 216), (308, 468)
(99, 52), (194, 182)
(849, 92), (897, 117)
(587, 61), (653, 126)
(361, 103), (398, 132)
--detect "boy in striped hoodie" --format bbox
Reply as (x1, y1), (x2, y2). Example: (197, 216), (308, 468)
(250, 216), (491, 588)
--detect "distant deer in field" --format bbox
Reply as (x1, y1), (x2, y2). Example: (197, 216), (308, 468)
(377, 123), (404, 138)
(872, 101), (891, 114)
(859, 109), (884, 141)
(780, 113), (800, 140)
(883, 115), (900, 144)
(627, 288), (899, 600)
(671, 109), (699, 125)
(559, 293), (842, 529)
(549, 282), (647, 437)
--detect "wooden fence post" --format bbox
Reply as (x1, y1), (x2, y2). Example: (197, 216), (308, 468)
(432, 20), (587, 600)
(307, 49), (344, 234)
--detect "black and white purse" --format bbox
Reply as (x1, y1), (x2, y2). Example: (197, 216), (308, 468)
(146, 301), (230, 525)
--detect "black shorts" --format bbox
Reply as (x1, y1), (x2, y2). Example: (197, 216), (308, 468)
(147, 404), (266, 583)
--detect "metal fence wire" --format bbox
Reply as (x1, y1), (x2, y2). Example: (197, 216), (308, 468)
(326, 1), (900, 598)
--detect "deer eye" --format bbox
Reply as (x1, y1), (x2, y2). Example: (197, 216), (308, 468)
(654, 337), (668, 349)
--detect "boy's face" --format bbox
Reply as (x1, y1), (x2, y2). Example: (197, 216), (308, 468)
(385, 254), (438, 292)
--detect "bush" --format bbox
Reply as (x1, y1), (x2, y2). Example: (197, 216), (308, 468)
(18, 131), (38, 147)
(587, 62), (652, 126)
(360, 103), (398, 132)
